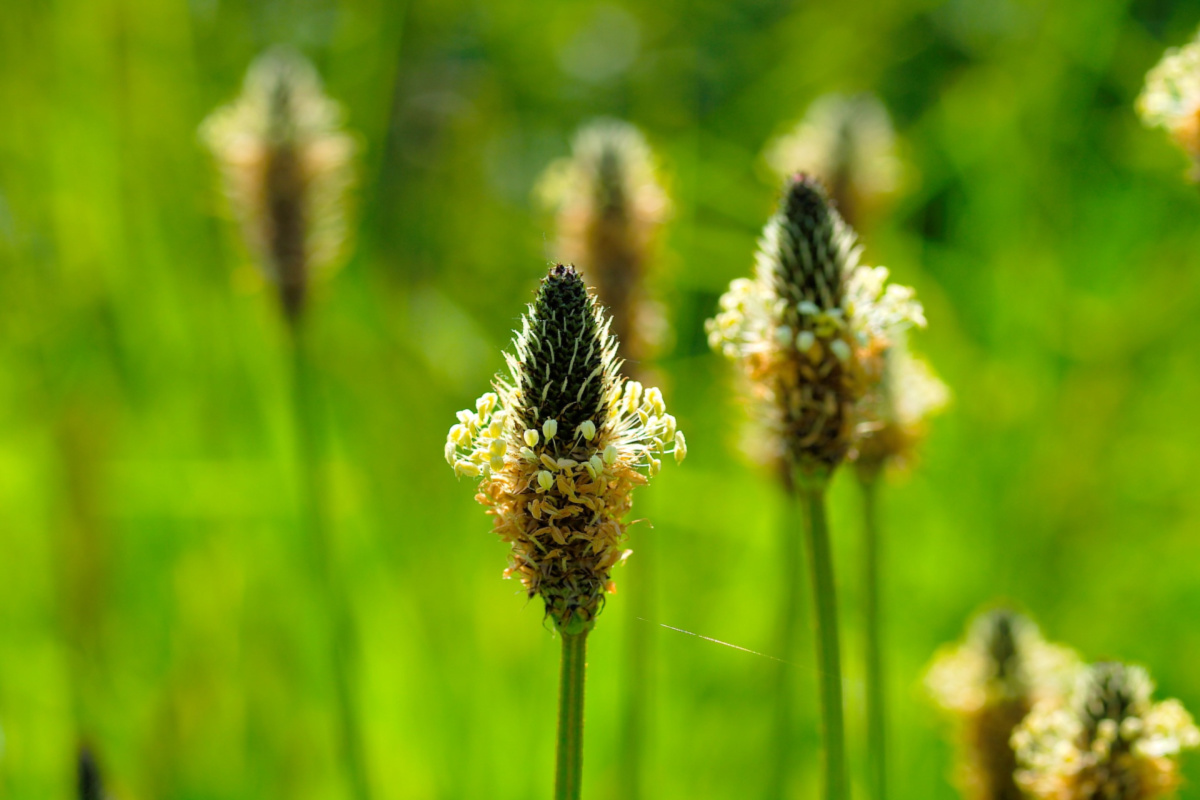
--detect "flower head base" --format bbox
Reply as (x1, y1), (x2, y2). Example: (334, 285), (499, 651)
(539, 119), (670, 366)
(926, 609), (1081, 800)
(446, 265), (684, 634)
(1014, 662), (1200, 800)
(706, 174), (923, 481)
(765, 94), (900, 227)
(202, 48), (356, 321)
(1139, 31), (1200, 179)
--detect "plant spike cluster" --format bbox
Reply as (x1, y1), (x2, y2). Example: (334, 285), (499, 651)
(706, 174), (924, 483)
(446, 265), (684, 634)
(1013, 662), (1200, 800)
(202, 48), (355, 322)
(926, 609), (1081, 800)
(539, 119), (670, 368)
(928, 610), (1200, 800)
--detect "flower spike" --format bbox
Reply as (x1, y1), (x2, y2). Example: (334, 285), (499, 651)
(1013, 661), (1200, 800)
(706, 174), (923, 482)
(926, 609), (1080, 800)
(1139, 31), (1200, 180)
(202, 48), (356, 321)
(447, 264), (684, 634)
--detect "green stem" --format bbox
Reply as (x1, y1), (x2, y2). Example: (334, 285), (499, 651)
(288, 323), (372, 800)
(800, 481), (848, 800)
(861, 475), (886, 800)
(768, 487), (804, 799)
(555, 631), (589, 800)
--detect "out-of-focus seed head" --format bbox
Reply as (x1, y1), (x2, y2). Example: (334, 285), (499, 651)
(926, 609), (1081, 800)
(538, 119), (670, 368)
(1013, 661), (1200, 800)
(1139, 31), (1200, 180)
(706, 174), (924, 484)
(445, 264), (685, 634)
(765, 93), (900, 228)
(202, 48), (356, 322)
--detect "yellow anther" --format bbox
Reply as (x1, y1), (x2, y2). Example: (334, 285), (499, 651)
(540, 453), (559, 470)
(476, 392), (498, 416)
(603, 444), (619, 465)
(624, 381), (643, 412)
(454, 461), (481, 478)
(537, 470), (554, 491)
(490, 455), (506, 472)
(578, 420), (597, 440)
(543, 418), (558, 441)
(489, 438), (507, 457)
(674, 431), (687, 463)
(524, 429), (540, 447)
(644, 387), (664, 415)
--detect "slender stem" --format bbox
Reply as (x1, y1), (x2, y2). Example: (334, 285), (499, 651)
(800, 481), (848, 800)
(768, 488), (804, 799)
(621, 536), (652, 800)
(555, 631), (589, 800)
(288, 322), (372, 800)
(861, 475), (887, 800)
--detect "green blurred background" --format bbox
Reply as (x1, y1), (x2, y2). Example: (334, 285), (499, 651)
(4, 0), (1200, 797)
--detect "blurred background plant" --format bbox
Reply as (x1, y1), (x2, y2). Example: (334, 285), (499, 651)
(5, 1), (1200, 799)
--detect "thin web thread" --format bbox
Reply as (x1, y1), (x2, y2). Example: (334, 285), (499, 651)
(638, 617), (863, 686)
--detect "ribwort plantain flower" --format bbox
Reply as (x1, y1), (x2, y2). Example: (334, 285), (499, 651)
(853, 332), (948, 479)
(1139, 31), (1200, 180)
(202, 48), (356, 322)
(539, 119), (670, 366)
(765, 94), (900, 227)
(706, 174), (923, 483)
(446, 264), (685, 634)
(1013, 662), (1200, 800)
(927, 609), (1081, 800)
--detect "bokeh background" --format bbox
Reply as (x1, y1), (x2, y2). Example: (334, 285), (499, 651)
(4, 0), (1200, 797)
